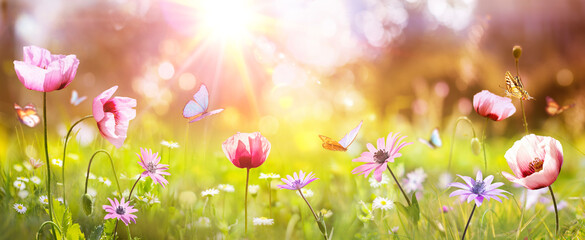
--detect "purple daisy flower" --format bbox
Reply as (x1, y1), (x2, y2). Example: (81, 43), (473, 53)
(103, 197), (138, 226)
(277, 170), (318, 190)
(137, 148), (170, 188)
(449, 171), (510, 206)
(351, 132), (412, 182)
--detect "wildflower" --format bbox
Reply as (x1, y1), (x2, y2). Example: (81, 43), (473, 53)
(297, 188), (314, 198)
(449, 171), (509, 206)
(135, 195), (147, 202)
(222, 132), (271, 169)
(196, 217), (211, 228)
(161, 140), (179, 149)
(473, 90), (516, 121)
(51, 159), (62, 167)
(502, 134), (563, 190)
(218, 184), (235, 192)
(441, 205), (453, 213)
(103, 198), (138, 226)
(320, 209), (333, 218)
(39, 195), (49, 205)
(548, 201), (567, 212)
(253, 217), (274, 226)
(438, 172), (453, 189)
(28, 158), (44, 169)
(93, 86), (137, 148)
(369, 173), (389, 188)
(98, 177), (112, 187)
(13, 180), (26, 190)
(14, 164), (23, 172)
(13, 45), (79, 92)
(259, 173), (280, 179)
(201, 188), (219, 197)
(137, 148), (170, 188)
(248, 185), (260, 195)
(144, 192), (160, 204)
(31, 176), (41, 185)
(352, 132), (412, 182)
(18, 190), (29, 199)
(57, 197), (65, 204)
(277, 170), (318, 190)
(16, 177), (29, 182)
(403, 168), (427, 193)
(390, 226), (399, 233)
(372, 197), (394, 211)
(14, 203), (27, 214)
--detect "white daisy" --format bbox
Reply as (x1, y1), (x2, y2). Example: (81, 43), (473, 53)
(201, 188), (219, 197)
(259, 173), (280, 179)
(369, 174), (390, 188)
(320, 209), (333, 218)
(135, 195), (148, 202)
(16, 177), (29, 182)
(56, 197), (64, 204)
(51, 159), (63, 167)
(13, 164), (23, 172)
(18, 190), (29, 199)
(372, 197), (394, 211)
(39, 195), (49, 205)
(253, 217), (274, 226)
(88, 173), (97, 180)
(13, 180), (26, 190)
(161, 140), (180, 149)
(248, 185), (260, 195)
(403, 168), (427, 193)
(13, 203), (27, 214)
(145, 192), (160, 204)
(31, 176), (41, 185)
(218, 184), (235, 193)
(296, 188), (314, 198)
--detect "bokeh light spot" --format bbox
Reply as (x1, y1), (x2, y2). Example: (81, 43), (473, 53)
(179, 73), (197, 90)
(556, 68), (573, 86)
(158, 61), (175, 80)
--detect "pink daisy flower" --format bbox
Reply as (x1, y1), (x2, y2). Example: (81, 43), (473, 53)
(352, 132), (413, 182)
(137, 148), (170, 188)
(277, 170), (318, 190)
(103, 198), (138, 226)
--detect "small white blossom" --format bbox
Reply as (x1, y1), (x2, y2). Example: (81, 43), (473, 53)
(13, 180), (26, 190)
(52, 159), (62, 167)
(161, 140), (180, 149)
(297, 188), (314, 198)
(14, 203), (27, 214)
(201, 188), (219, 197)
(218, 184), (235, 193)
(369, 174), (389, 188)
(320, 209), (333, 218)
(16, 177), (29, 182)
(39, 195), (49, 205)
(259, 173), (280, 179)
(253, 217), (274, 226)
(372, 197), (394, 211)
(248, 185), (260, 195)
(31, 176), (41, 185)
(18, 190), (29, 199)
(13, 164), (23, 172)
(196, 217), (211, 228)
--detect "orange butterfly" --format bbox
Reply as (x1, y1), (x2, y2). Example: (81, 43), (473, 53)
(319, 121), (363, 151)
(545, 96), (574, 116)
(14, 103), (40, 127)
(504, 71), (534, 100)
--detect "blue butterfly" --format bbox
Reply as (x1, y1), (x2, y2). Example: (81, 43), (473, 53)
(418, 128), (442, 149)
(183, 84), (224, 122)
(70, 90), (87, 106)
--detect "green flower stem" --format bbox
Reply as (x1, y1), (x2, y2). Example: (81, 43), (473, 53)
(127, 175), (142, 201)
(298, 189), (327, 240)
(36, 221), (61, 240)
(520, 100), (529, 135)
(462, 204), (477, 240)
(387, 165), (411, 206)
(548, 185), (559, 236)
(448, 117), (477, 170)
(42, 92), (56, 240)
(61, 115), (93, 202)
(268, 180), (273, 218)
(245, 168), (250, 234)
(482, 117), (489, 172)
(83, 150), (122, 195)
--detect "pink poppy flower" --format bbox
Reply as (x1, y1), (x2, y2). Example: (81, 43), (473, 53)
(502, 134), (563, 190)
(222, 132), (271, 169)
(103, 197), (138, 226)
(13, 46), (79, 92)
(351, 132), (412, 182)
(93, 86), (136, 148)
(473, 90), (516, 121)
(137, 148), (170, 188)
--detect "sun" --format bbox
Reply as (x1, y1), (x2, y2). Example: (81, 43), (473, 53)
(200, 0), (255, 40)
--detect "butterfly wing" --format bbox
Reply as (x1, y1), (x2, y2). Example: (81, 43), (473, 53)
(189, 108), (224, 122)
(183, 100), (206, 119)
(338, 120), (363, 149)
(319, 135), (347, 151)
(505, 71), (534, 100)
(430, 128), (442, 148)
(193, 84), (209, 111)
(15, 103), (40, 127)
(71, 90), (87, 106)
(546, 96), (574, 116)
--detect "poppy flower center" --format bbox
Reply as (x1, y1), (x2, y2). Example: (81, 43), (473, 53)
(115, 206), (126, 215)
(471, 181), (485, 194)
(374, 149), (389, 163)
(528, 158), (544, 173)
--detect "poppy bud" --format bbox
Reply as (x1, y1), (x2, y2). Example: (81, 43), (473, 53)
(471, 138), (481, 156)
(82, 193), (93, 215)
(513, 45), (522, 60)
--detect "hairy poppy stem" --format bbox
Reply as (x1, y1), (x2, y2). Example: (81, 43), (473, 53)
(520, 100), (529, 135)
(448, 117), (477, 170)
(462, 204), (476, 240)
(245, 168), (250, 234)
(387, 165), (411, 206)
(548, 185), (559, 236)
(268, 180), (273, 218)
(61, 115), (93, 202)
(482, 117), (489, 172)
(84, 150), (122, 195)
(42, 92), (56, 240)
